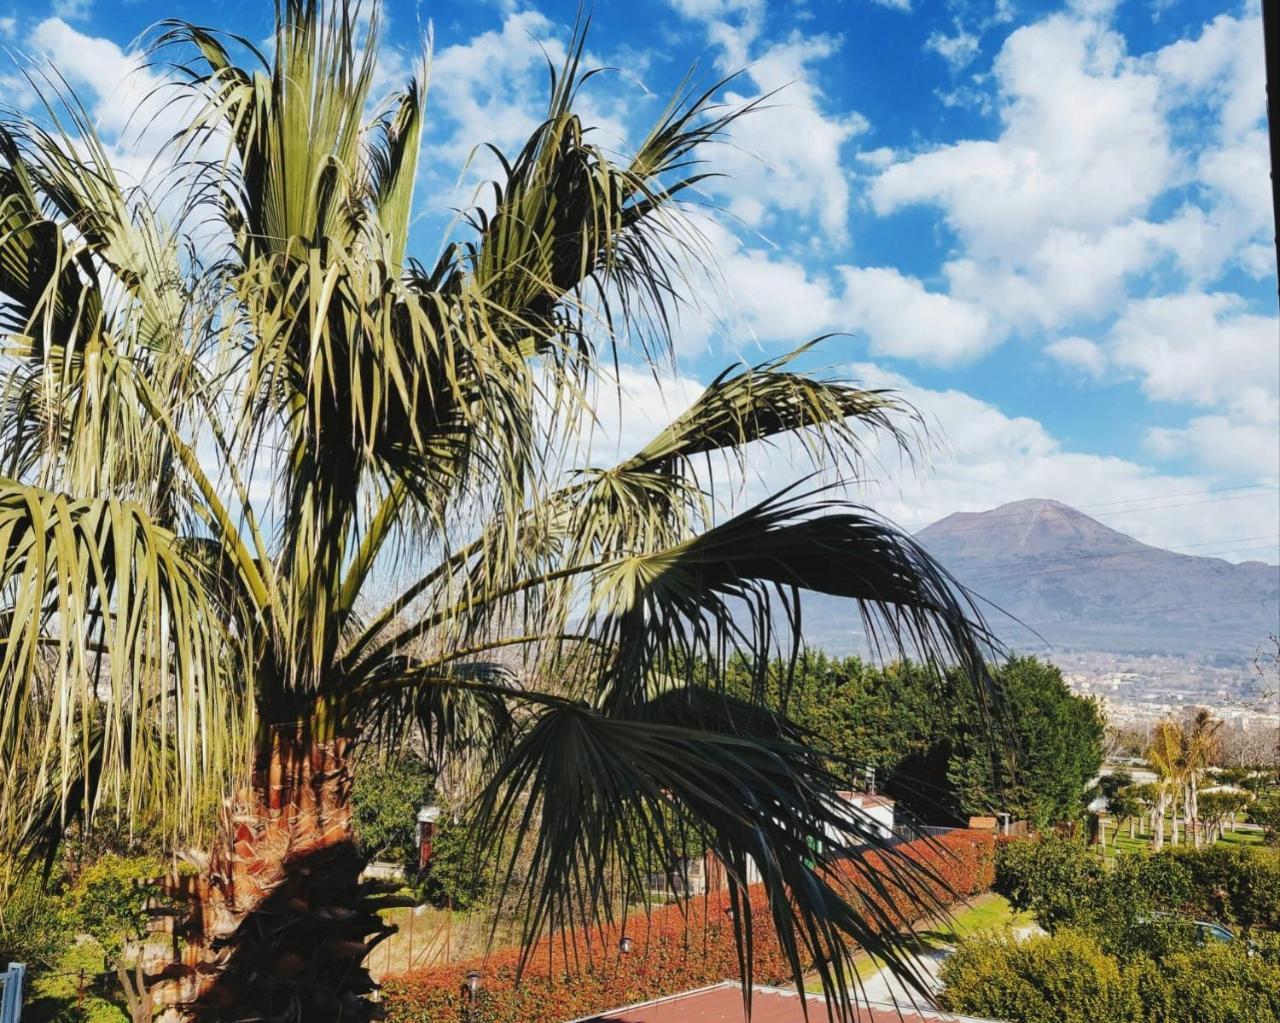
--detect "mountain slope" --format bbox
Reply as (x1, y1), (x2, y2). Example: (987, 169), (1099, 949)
(798, 498), (1280, 660)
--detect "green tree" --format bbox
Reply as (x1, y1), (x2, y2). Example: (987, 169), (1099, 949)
(1110, 787), (1144, 840)
(0, 2), (995, 1017)
(994, 835), (1107, 932)
(351, 757), (431, 865)
(1252, 797), (1280, 845)
(947, 657), (1105, 826)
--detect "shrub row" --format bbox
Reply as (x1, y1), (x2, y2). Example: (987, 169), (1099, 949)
(382, 831), (995, 1022)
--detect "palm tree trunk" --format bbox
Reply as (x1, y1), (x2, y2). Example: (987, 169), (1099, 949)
(1153, 794), (1166, 851)
(152, 726), (393, 1021)
(1129, 817), (1136, 840)
(1182, 783), (1192, 850)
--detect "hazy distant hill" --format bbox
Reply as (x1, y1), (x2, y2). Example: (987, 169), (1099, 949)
(797, 498), (1280, 661)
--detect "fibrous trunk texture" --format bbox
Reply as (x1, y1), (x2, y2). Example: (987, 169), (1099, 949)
(150, 728), (397, 1021)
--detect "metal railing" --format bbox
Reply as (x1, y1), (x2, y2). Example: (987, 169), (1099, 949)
(0, 962), (25, 1023)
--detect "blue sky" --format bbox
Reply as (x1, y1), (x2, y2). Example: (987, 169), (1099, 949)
(4, 0), (1277, 562)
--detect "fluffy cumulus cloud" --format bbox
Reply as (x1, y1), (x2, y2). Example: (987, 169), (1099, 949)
(858, 2), (1277, 489)
(875, 14), (1173, 265)
(1045, 336), (1107, 377)
(838, 267), (995, 364)
(871, 5), (1273, 322)
(665, 0), (866, 241)
(664, 220), (999, 366)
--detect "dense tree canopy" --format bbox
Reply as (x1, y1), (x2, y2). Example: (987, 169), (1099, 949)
(732, 653), (1103, 826)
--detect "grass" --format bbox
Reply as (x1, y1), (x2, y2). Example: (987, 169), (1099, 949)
(803, 893), (1034, 992)
(366, 905), (522, 979)
(1098, 817), (1263, 860)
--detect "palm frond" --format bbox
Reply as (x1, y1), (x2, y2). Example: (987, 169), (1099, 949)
(0, 479), (241, 860)
(474, 689), (957, 1011)
(623, 342), (914, 479)
(584, 486), (995, 709)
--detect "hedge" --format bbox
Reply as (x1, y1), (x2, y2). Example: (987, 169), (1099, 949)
(382, 830), (995, 1022)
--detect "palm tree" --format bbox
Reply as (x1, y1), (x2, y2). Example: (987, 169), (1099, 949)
(1146, 720), (1184, 851)
(0, 2), (994, 1018)
(1181, 709), (1222, 848)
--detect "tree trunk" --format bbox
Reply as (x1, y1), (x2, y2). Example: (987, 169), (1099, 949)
(1153, 795), (1166, 852)
(150, 726), (395, 1022)
(1129, 817), (1136, 840)
(1182, 783), (1192, 850)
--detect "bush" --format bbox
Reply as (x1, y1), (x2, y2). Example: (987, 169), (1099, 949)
(383, 831), (995, 1023)
(942, 930), (1280, 1023)
(0, 871), (70, 969)
(68, 854), (166, 960)
(1134, 943), (1280, 1023)
(1163, 844), (1280, 931)
(939, 930), (1142, 1023)
(995, 835), (1280, 951)
(994, 834), (1104, 931)
(352, 756), (432, 865)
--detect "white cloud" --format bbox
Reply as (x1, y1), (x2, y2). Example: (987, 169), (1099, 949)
(1107, 292), (1279, 410)
(30, 18), (156, 138)
(0, 16), (16, 39)
(666, 217), (841, 355)
(874, 16), (1172, 259)
(51, 0), (91, 20)
(665, 2), (865, 241)
(838, 267), (996, 364)
(926, 28), (980, 70)
(1147, 414), (1280, 479)
(714, 32), (867, 239)
(868, 0), (913, 11)
(429, 11), (569, 167)
(1045, 336), (1107, 377)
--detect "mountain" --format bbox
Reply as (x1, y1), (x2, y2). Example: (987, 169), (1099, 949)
(797, 498), (1280, 661)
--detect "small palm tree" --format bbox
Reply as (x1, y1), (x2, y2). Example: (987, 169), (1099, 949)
(0, 2), (992, 1018)
(1147, 720), (1184, 851)
(1181, 709), (1222, 848)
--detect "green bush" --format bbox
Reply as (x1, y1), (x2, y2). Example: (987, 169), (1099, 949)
(994, 835), (1105, 931)
(0, 872), (70, 969)
(68, 854), (165, 960)
(352, 756), (432, 864)
(942, 930), (1280, 1023)
(1134, 943), (1280, 1023)
(1250, 796), (1280, 843)
(1162, 844), (1280, 931)
(939, 930), (1142, 1023)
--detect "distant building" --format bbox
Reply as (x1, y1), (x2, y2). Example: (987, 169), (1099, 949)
(571, 982), (1005, 1022)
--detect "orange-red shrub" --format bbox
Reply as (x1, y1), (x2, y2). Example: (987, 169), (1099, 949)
(382, 831), (995, 1022)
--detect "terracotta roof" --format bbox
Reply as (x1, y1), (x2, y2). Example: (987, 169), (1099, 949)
(572, 983), (1002, 1023)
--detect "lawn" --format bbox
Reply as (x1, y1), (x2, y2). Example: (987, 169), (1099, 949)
(804, 892), (1034, 990)
(1099, 817), (1263, 859)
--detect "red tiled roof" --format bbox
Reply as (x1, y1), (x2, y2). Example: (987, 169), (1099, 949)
(574, 983), (1000, 1023)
